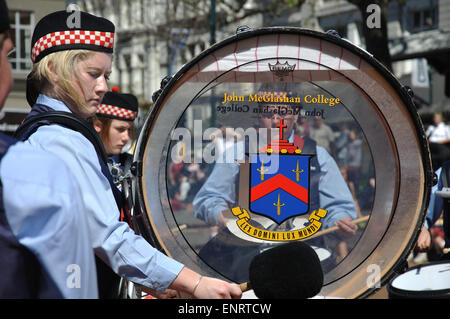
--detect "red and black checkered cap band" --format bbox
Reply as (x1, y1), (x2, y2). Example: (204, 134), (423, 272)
(31, 30), (114, 63)
(97, 104), (137, 120)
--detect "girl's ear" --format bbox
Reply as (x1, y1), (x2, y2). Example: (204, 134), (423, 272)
(92, 119), (103, 133)
(47, 61), (59, 83)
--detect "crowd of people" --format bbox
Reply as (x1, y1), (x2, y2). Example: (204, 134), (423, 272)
(168, 158), (208, 213)
(296, 115), (374, 215)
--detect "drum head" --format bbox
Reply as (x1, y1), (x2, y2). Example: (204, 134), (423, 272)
(133, 27), (432, 298)
(387, 261), (450, 299)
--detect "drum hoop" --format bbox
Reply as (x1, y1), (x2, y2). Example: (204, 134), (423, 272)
(388, 285), (450, 298)
(387, 260), (450, 298)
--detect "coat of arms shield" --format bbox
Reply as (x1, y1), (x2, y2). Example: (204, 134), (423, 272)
(249, 153), (311, 224)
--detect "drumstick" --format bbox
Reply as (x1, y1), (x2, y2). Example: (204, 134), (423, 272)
(305, 215), (369, 240)
(170, 224), (187, 233)
(240, 282), (251, 292)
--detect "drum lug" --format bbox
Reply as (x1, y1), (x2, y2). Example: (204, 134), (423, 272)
(402, 85), (415, 98)
(152, 75), (173, 102)
(236, 25), (251, 34)
(326, 29), (341, 38)
(130, 161), (142, 178)
(394, 258), (409, 274)
(433, 172), (438, 186)
(160, 75), (172, 89)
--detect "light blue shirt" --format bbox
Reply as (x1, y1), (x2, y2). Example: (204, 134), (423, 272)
(1, 141), (98, 298)
(193, 132), (357, 229)
(24, 94), (184, 291)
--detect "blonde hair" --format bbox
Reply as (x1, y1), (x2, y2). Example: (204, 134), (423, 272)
(31, 49), (96, 115)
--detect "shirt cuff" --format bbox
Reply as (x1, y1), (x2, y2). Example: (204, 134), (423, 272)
(146, 253), (185, 291)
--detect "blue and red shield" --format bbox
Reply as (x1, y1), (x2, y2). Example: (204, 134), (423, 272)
(249, 154), (311, 224)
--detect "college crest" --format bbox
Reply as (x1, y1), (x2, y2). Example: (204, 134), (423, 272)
(249, 153), (311, 224)
(232, 119), (328, 241)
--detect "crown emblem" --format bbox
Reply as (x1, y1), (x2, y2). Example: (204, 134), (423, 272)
(268, 61), (296, 81)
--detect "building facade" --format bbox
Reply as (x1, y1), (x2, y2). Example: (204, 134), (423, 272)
(2, 0), (67, 135)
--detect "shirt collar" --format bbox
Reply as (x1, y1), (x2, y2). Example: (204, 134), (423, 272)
(36, 94), (73, 113)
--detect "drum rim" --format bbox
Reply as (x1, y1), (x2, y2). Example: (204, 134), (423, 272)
(388, 286), (450, 298)
(133, 26), (433, 298)
(386, 260), (450, 298)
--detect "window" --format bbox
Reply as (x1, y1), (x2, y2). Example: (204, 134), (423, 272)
(8, 10), (34, 72)
(408, 6), (438, 32)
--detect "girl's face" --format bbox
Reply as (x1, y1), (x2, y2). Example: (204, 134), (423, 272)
(99, 119), (133, 155)
(74, 52), (112, 117)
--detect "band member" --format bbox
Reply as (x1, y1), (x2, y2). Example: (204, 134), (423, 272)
(0, 1), (97, 298)
(17, 10), (241, 299)
(92, 87), (136, 184)
(93, 87), (136, 156)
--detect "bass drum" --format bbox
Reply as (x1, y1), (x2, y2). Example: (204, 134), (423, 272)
(131, 27), (432, 298)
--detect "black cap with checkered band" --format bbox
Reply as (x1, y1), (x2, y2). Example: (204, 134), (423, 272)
(30, 10), (115, 64)
(97, 87), (138, 121)
(26, 10), (115, 106)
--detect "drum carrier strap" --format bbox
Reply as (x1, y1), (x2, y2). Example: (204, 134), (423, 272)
(15, 111), (108, 164)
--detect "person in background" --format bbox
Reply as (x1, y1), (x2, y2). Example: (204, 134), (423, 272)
(309, 115), (335, 155)
(345, 128), (362, 195)
(426, 112), (450, 170)
(335, 123), (350, 167)
(415, 163), (450, 261)
(0, 1), (98, 298)
(92, 87), (136, 188)
(93, 87), (135, 158)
